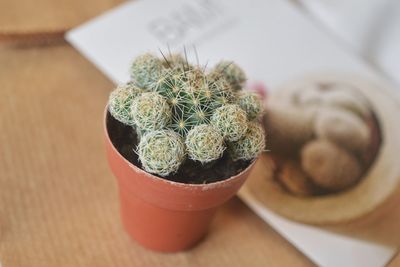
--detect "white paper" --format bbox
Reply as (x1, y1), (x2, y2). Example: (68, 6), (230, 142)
(66, 0), (380, 86)
(239, 188), (394, 267)
(297, 0), (400, 87)
(66, 0), (397, 266)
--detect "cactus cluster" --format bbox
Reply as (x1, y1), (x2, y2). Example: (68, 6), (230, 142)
(108, 52), (265, 177)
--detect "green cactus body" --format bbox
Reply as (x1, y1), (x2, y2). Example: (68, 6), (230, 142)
(137, 130), (186, 176)
(229, 121), (265, 161)
(152, 69), (188, 103)
(210, 61), (246, 91)
(130, 53), (163, 90)
(170, 89), (213, 136)
(153, 69), (215, 136)
(211, 104), (248, 142)
(180, 72), (214, 129)
(185, 124), (225, 163)
(237, 91), (264, 120)
(152, 70), (194, 135)
(131, 92), (172, 131)
(108, 82), (143, 126)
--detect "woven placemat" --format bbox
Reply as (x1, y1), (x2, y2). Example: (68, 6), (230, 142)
(0, 0), (124, 43)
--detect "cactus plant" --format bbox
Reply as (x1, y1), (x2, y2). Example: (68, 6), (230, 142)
(108, 52), (266, 178)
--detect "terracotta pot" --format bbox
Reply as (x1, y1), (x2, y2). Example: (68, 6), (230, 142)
(104, 109), (255, 252)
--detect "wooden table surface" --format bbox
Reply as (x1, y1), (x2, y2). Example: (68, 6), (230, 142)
(0, 43), (319, 267)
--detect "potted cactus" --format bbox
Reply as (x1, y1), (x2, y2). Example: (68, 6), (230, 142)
(104, 52), (265, 252)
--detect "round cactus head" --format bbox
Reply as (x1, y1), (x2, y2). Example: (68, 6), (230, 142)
(131, 92), (172, 131)
(211, 104), (248, 142)
(137, 130), (186, 176)
(210, 61), (246, 91)
(229, 121), (265, 161)
(130, 53), (163, 89)
(108, 82), (143, 126)
(185, 124), (226, 163)
(237, 91), (264, 120)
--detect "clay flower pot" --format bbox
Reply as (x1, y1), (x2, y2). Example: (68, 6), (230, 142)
(104, 109), (256, 252)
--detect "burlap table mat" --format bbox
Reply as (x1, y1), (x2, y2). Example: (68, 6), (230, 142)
(0, 44), (315, 267)
(0, 0), (123, 42)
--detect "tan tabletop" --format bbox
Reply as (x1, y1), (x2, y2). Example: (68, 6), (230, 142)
(0, 0), (123, 41)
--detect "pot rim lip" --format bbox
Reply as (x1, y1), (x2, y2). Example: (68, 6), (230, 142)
(104, 104), (257, 188)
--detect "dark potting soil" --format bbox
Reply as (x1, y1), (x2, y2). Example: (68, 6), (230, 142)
(106, 112), (252, 184)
